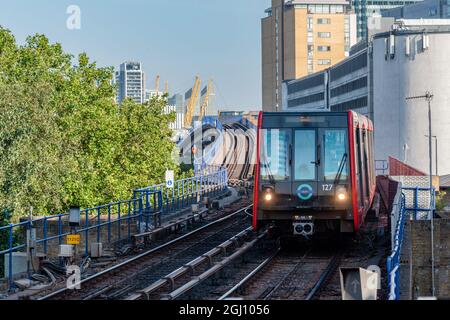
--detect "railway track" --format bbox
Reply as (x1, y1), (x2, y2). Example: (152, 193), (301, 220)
(125, 227), (269, 300)
(218, 248), (341, 301)
(39, 205), (253, 300)
(220, 123), (254, 182)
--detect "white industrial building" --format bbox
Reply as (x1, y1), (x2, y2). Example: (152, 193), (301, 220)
(282, 18), (450, 176)
(372, 20), (450, 176)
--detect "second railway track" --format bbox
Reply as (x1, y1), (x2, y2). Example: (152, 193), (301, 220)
(218, 247), (341, 301)
(40, 205), (254, 300)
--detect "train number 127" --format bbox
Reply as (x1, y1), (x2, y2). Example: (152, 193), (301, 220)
(322, 184), (333, 191)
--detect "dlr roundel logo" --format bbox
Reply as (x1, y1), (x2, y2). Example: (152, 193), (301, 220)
(297, 184), (313, 201)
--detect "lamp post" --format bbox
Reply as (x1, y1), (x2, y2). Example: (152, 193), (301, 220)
(406, 91), (435, 297)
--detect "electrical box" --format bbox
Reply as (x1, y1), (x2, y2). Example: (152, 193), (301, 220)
(191, 204), (199, 213)
(69, 206), (81, 227)
(90, 243), (103, 258)
(340, 268), (378, 300)
(59, 245), (74, 257)
(4, 252), (28, 278)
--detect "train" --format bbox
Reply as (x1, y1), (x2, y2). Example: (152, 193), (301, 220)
(252, 111), (376, 238)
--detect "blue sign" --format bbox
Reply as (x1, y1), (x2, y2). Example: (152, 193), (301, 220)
(296, 184), (313, 201)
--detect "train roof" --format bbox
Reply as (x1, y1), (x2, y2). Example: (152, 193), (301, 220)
(259, 111), (373, 131)
(260, 111), (366, 117)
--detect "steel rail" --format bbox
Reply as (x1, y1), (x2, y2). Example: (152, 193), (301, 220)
(39, 204), (253, 300)
(262, 250), (311, 300)
(218, 248), (281, 300)
(304, 253), (340, 300)
(126, 226), (267, 300)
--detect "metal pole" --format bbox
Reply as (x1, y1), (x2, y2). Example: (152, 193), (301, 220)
(435, 137), (438, 176)
(406, 91), (436, 297)
(427, 95), (435, 297)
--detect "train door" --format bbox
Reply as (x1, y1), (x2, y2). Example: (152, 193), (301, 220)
(292, 129), (319, 204)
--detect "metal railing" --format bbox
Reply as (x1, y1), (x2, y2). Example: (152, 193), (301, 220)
(0, 167), (228, 290)
(386, 186), (436, 300)
(402, 186), (436, 220)
(375, 160), (389, 175)
(134, 166), (228, 215)
(387, 192), (406, 300)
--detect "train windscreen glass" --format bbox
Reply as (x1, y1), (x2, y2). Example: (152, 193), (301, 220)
(323, 129), (348, 181)
(260, 129), (291, 181)
(294, 130), (316, 180)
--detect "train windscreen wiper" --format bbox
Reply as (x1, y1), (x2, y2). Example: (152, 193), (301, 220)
(333, 153), (348, 186)
(261, 161), (276, 185)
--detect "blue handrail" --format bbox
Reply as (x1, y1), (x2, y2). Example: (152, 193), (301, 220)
(387, 193), (406, 300)
(0, 167), (228, 290)
(387, 186), (436, 300)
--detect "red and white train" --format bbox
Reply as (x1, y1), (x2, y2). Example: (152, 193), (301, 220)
(253, 111), (376, 237)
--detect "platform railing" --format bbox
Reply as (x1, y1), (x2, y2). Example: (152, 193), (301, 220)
(0, 167), (228, 290)
(375, 160), (389, 175)
(387, 192), (406, 300)
(402, 186), (436, 220)
(386, 186), (436, 300)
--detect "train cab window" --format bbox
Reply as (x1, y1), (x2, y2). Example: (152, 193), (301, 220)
(323, 129), (348, 181)
(260, 129), (291, 181)
(294, 130), (316, 180)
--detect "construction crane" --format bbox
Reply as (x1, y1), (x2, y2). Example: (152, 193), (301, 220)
(155, 75), (160, 94)
(198, 79), (214, 122)
(184, 76), (201, 128)
(164, 81), (169, 94)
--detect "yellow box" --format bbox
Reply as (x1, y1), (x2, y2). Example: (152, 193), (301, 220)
(67, 234), (80, 245)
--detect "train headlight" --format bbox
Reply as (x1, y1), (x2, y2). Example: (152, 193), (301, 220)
(263, 187), (273, 202)
(336, 187), (347, 201)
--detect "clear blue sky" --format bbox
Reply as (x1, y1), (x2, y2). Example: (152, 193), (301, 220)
(0, 0), (271, 109)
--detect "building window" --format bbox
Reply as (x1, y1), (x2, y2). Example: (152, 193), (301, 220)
(318, 32), (331, 38)
(317, 46), (331, 52)
(330, 77), (368, 98)
(307, 17), (313, 30)
(288, 92), (324, 108)
(317, 59), (331, 65)
(307, 31), (313, 43)
(317, 18), (331, 24)
(308, 45), (314, 58)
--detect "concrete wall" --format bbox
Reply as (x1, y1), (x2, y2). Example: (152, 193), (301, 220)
(373, 32), (450, 176)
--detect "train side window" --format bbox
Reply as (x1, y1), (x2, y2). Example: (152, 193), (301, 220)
(362, 130), (370, 199)
(260, 129), (291, 181)
(355, 127), (364, 207)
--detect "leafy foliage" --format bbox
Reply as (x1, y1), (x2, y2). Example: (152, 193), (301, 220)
(435, 191), (447, 211)
(0, 27), (178, 220)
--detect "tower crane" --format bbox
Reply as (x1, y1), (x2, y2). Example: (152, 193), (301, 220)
(184, 76), (201, 128)
(164, 81), (169, 94)
(198, 79), (214, 122)
(155, 75), (160, 95)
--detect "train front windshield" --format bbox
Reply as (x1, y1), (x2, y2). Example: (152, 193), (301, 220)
(260, 128), (349, 183)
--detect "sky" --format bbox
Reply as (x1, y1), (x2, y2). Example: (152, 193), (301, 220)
(0, 0), (271, 109)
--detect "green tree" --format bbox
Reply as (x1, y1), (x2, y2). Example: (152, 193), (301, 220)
(0, 27), (178, 220)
